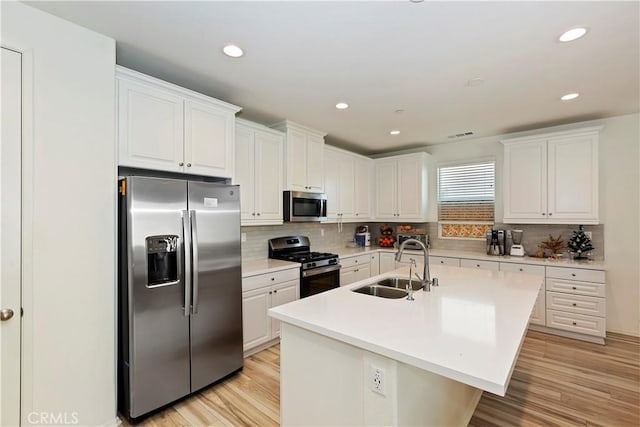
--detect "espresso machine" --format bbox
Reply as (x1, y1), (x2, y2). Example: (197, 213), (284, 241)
(486, 230), (507, 256)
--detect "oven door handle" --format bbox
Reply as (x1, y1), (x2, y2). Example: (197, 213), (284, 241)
(302, 264), (341, 278)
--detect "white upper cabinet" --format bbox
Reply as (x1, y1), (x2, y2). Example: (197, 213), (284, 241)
(323, 145), (372, 222)
(270, 120), (326, 192)
(234, 119), (284, 225)
(374, 153), (430, 221)
(502, 127), (601, 224)
(117, 66), (241, 178)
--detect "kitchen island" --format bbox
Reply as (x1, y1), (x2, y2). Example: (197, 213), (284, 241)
(269, 264), (544, 426)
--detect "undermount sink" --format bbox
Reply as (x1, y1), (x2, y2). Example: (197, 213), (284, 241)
(377, 277), (423, 291)
(352, 284), (408, 299)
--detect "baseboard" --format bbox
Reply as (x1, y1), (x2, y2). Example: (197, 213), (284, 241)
(528, 324), (605, 345)
(243, 338), (279, 358)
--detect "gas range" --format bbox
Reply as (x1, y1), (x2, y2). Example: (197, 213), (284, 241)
(268, 236), (340, 297)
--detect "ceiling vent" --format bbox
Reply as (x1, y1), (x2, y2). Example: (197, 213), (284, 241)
(447, 131), (474, 139)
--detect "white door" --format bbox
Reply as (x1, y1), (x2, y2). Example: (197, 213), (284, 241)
(241, 288), (271, 352)
(184, 99), (234, 178)
(287, 129), (308, 191)
(270, 281), (298, 339)
(305, 134), (325, 192)
(1, 47), (22, 426)
(503, 140), (547, 220)
(323, 148), (340, 219)
(254, 131), (283, 221)
(234, 126), (255, 222)
(117, 77), (184, 172)
(375, 160), (397, 219)
(338, 154), (355, 219)
(396, 156), (423, 219)
(354, 157), (371, 219)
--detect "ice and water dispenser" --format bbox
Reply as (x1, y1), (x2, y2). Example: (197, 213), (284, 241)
(145, 235), (179, 287)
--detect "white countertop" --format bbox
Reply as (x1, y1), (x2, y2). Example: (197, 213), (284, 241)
(331, 246), (607, 270)
(269, 264), (544, 396)
(242, 258), (300, 278)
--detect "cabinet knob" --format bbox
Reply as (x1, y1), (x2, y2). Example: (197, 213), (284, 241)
(572, 286), (577, 290)
(572, 303), (577, 306)
(572, 321), (577, 326)
(271, 277), (275, 281)
(356, 213), (359, 216)
(476, 264), (481, 267)
(187, 163), (192, 167)
(548, 212), (552, 216)
(542, 213), (546, 216)
(179, 162), (184, 166)
(257, 213), (261, 216)
(252, 213), (256, 216)
(269, 291), (272, 295)
(440, 261), (444, 264)
(519, 268), (523, 272)
(354, 260), (358, 263)
(571, 273), (576, 277)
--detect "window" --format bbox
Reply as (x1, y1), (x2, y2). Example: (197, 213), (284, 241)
(437, 160), (495, 239)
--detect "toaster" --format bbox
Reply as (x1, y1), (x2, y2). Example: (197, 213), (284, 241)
(397, 234), (428, 249)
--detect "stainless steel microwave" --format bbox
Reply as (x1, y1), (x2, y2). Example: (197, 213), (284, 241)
(284, 191), (327, 222)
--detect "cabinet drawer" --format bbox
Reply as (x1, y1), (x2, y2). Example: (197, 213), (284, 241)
(546, 266), (605, 283)
(546, 292), (606, 317)
(243, 268), (300, 292)
(546, 310), (605, 337)
(546, 278), (605, 297)
(460, 259), (500, 271)
(340, 254), (370, 269)
(499, 262), (545, 276)
(430, 256), (460, 267)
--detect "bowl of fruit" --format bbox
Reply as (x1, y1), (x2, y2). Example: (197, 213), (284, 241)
(378, 225), (396, 248)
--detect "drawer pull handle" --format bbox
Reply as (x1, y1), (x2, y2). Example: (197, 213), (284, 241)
(271, 277), (275, 281)
(572, 286), (577, 290)
(519, 268), (523, 272)
(572, 321), (577, 326)
(441, 261), (445, 264)
(273, 289), (277, 294)
(572, 303), (577, 306)
(571, 273), (576, 277)
(476, 264), (481, 267)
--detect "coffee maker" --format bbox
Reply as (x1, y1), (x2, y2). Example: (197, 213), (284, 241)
(486, 230), (507, 256)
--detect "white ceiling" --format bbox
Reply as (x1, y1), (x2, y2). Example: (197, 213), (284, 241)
(25, 1), (640, 155)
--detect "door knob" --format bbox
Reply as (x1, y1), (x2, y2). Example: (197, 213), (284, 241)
(1, 308), (14, 321)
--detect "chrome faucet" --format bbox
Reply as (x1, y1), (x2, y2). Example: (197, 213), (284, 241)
(395, 238), (437, 292)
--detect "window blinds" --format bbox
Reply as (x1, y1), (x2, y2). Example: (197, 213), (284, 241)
(438, 161), (495, 222)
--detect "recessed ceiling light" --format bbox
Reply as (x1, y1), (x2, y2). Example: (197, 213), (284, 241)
(558, 27), (588, 42)
(223, 44), (244, 58)
(390, 130), (401, 135)
(335, 102), (349, 110)
(561, 93), (580, 101)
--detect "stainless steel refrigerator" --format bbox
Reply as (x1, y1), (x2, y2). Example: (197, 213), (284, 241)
(118, 176), (243, 420)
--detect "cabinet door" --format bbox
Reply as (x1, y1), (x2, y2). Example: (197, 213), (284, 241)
(354, 263), (371, 282)
(369, 253), (379, 276)
(375, 160), (397, 219)
(460, 259), (500, 271)
(118, 78), (183, 172)
(255, 131), (284, 222)
(529, 290), (546, 326)
(184, 99), (234, 178)
(503, 140), (547, 221)
(234, 126), (256, 222)
(354, 157), (372, 219)
(324, 148), (341, 220)
(340, 266), (358, 286)
(379, 253), (397, 274)
(338, 154), (356, 219)
(287, 129), (308, 191)
(547, 134), (599, 222)
(396, 156), (424, 219)
(242, 288), (271, 352)
(271, 280), (299, 339)
(306, 134), (325, 192)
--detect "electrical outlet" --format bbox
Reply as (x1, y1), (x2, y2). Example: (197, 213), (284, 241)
(584, 231), (592, 239)
(241, 232), (246, 242)
(370, 366), (385, 395)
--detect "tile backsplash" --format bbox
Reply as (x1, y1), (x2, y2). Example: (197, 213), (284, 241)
(241, 221), (604, 261)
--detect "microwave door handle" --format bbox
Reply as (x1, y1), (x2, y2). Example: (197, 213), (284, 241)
(181, 210), (191, 317)
(190, 210), (199, 315)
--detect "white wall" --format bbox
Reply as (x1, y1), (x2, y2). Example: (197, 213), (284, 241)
(424, 114), (640, 336)
(1, 2), (117, 425)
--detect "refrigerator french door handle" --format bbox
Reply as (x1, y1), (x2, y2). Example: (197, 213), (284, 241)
(182, 210), (192, 317)
(190, 210), (199, 314)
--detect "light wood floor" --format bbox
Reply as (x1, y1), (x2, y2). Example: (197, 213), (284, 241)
(123, 331), (639, 426)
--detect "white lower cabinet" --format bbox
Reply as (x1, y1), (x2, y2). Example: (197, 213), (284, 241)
(544, 267), (606, 341)
(379, 252), (397, 274)
(430, 256), (460, 267)
(340, 254), (372, 286)
(369, 253), (379, 276)
(499, 262), (546, 326)
(242, 268), (299, 353)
